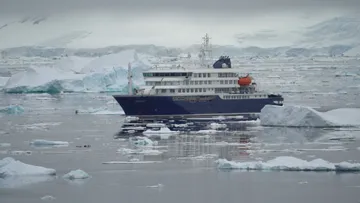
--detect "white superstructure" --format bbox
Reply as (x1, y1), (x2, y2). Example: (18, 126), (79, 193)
(131, 34), (271, 100)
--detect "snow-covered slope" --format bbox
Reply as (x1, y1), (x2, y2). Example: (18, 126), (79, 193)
(298, 16), (360, 48)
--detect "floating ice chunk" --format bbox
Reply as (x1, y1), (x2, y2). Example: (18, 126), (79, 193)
(215, 156), (360, 172)
(41, 195), (56, 201)
(0, 157), (56, 177)
(0, 105), (24, 115)
(146, 183), (164, 188)
(260, 105), (360, 127)
(209, 123), (227, 130)
(146, 123), (166, 128)
(129, 136), (156, 147)
(143, 127), (179, 139)
(63, 169), (90, 180)
(125, 116), (139, 122)
(30, 139), (69, 146)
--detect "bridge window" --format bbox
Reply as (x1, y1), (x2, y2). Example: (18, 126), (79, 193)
(195, 89), (198, 92)
(195, 81), (198, 85)
(199, 74), (202, 78)
(203, 88), (206, 92)
(186, 89), (189, 93)
(191, 89), (194, 93)
(161, 89), (166, 93)
(170, 89), (175, 93)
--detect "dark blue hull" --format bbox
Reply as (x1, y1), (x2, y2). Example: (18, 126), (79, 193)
(113, 94), (283, 117)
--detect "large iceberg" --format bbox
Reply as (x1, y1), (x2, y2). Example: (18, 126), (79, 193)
(215, 156), (360, 172)
(260, 105), (360, 127)
(0, 157), (56, 177)
(3, 50), (151, 94)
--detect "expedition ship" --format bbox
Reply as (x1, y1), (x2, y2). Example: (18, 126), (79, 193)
(113, 34), (284, 118)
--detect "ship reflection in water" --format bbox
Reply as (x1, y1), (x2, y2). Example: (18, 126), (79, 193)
(113, 120), (329, 163)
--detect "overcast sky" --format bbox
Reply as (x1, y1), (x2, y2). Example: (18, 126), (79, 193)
(0, 0), (359, 48)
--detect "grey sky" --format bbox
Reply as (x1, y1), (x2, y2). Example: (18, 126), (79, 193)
(0, 0), (359, 48)
(1, 0), (359, 16)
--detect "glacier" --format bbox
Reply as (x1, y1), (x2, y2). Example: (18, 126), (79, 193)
(2, 50), (151, 94)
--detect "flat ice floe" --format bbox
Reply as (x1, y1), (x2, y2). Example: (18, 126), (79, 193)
(215, 156), (360, 172)
(0, 157), (56, 177)
(30, 139), (69, 146)
(117, 148), (164, 156)
(260, 105), (360, 127)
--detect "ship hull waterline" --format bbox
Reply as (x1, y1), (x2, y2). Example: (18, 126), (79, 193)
(113, 95), (283, 118)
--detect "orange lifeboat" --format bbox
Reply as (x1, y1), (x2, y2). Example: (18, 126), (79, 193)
(238, 74), (252, 86)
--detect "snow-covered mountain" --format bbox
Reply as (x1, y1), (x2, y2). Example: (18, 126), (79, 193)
(298, 16), (360, 48)
(1, 15), (360, 58)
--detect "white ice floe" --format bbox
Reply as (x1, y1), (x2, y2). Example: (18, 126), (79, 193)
(129, 136), (157, 147)
(208, 123), (227, 130)
(117, 148), (164, 156)
(145, 183), (164, 189)
(260, 105), (360, 127)
(63, 169), (90, 180)
(143, 127), (179, 139)
(125, 116), (139, 122)
(215, 156), (360, 172)
(0, 157), (56, 177)
(146, 123), (167, 128)
(30, 139), (69, 146)
(41, 195), (56, 201)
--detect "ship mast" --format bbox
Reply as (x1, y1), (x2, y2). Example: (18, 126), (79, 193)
(128, 62), (133, 95)
(199, 33), (212, 68)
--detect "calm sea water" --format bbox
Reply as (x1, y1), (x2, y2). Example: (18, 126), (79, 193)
(0, 93), (360, 203)
(1, 58), (360, 203)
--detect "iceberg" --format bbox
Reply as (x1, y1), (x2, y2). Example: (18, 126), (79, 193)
(3, 50), (151, 94)
(0, 105), (24, 115)
(0, 157), (56, 177)
(30, 139), (69, 146)
(260, 105), (360, 127)
(215, 156), (360, 172)
(63, 169), (90, 180)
